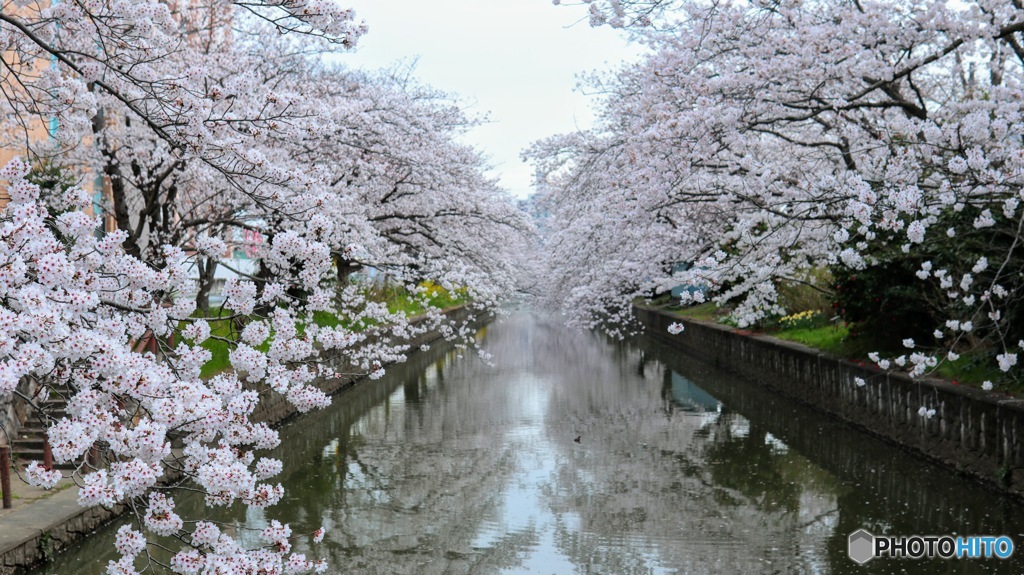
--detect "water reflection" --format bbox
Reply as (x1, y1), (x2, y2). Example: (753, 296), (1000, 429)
(30, 312), (1024, 574)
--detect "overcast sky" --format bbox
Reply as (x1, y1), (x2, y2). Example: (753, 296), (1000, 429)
(333, 0), (642, 199)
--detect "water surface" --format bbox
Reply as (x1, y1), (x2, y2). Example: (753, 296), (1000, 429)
(31, 312), (1024, 574)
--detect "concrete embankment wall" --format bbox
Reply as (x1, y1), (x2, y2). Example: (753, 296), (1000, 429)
(634, 305), (1024, 497)
(0, 305), (484, 575)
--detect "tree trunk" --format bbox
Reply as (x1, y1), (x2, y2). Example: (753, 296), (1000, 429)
(253, 258), (276, 317)
(336, 257), (362, 289)
(195, 256), (218, 315)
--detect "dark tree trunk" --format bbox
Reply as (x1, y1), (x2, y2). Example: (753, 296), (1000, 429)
(253, 257), (276, 317)
(336, 257), (362, 289)
(195, 256), (218, 315)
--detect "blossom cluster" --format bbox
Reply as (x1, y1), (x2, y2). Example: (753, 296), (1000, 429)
(0, 160), (353, 573)
(536, 0), (1024, 391)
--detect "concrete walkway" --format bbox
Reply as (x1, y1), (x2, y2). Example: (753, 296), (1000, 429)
(0, 473), (123, 575)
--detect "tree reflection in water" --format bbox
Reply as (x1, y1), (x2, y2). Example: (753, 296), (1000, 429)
(29, 312), (1024, 575)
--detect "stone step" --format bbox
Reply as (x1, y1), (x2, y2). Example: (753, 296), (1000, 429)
(39, 411), (68, 419)
(19, 423), (54, 436)
(24, 392), (71, 414)
(21, 414), (69, 429)
(12, 437), (46, 451)
(24, 413), (68, 424)
(12, 448), (81, 470)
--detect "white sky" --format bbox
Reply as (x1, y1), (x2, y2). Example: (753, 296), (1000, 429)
(333, 0), (642, 199)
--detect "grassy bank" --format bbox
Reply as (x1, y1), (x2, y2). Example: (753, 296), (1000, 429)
(654, 301), (1006, 392)
(194, 282), (469, 379)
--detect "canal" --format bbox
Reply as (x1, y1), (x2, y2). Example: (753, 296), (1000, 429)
(30, 311), (1024, 574)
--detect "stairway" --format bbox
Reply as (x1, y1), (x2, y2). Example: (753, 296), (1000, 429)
(12, 390), (81, 471)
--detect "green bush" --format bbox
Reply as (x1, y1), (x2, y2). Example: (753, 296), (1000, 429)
(830, 204), (1024, 370)
(830, 261), (936, 351)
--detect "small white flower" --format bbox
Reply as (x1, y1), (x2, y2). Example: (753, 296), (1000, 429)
(1003, 197), (1019, 218)
(973, 209), (996, 228)
(948, 156), (968, 174)
(903, 338), (915, 349)
(997, 353), (1017, 372)
(667, 322), (684, 335)
(906, 220), (926, 243)
(960, 274), (973, 291)
(982, 381), (994, 391)
(854, 377), (866, 387)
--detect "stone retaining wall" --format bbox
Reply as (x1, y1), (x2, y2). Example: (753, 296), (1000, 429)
(1, 503), (127, 575)
(635, 305), (1024, 496)
(0, 379), (38, 450)
(0, 397), (16, 449)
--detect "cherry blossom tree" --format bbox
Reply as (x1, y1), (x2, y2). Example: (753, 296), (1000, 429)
(71, 15), (341, 312)
(0, 0), (364, 180)
(538, 0), (1024, 382)
(552, 0), (672, 28)
(283, 65), (534, 310)
(1, 0), (531, 570)
(0, 156), (353, 573)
